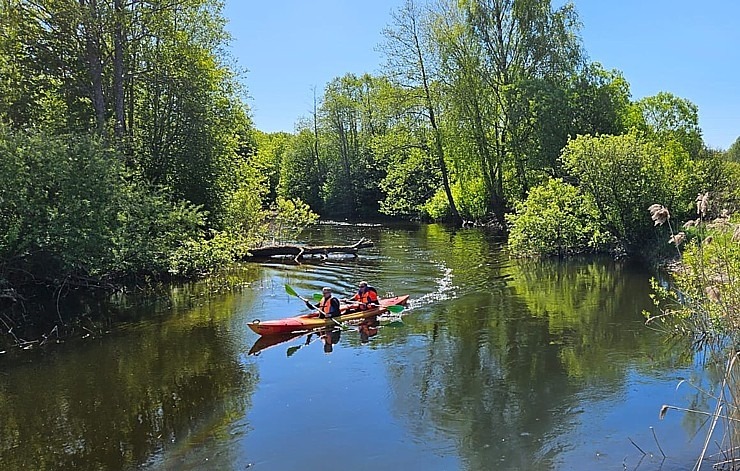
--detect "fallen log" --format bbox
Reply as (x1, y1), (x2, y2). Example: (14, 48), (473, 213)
(246, 238), (374, 263)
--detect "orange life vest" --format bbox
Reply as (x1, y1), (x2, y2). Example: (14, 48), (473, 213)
(319, 296), (338, 316)
(353, 288), (378, 306)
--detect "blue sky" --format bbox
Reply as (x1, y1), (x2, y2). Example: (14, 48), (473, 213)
(224, 0), (740, 150)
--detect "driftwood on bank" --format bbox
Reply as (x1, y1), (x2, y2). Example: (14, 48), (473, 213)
(246, 238), (374, 263)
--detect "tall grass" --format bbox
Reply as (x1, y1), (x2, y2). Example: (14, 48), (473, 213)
(647, 195), (740, 470)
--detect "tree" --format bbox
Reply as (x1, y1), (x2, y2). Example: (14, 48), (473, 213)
(381, 0), (462, 224)
(430, 0), (583, 217)
(466, 0), (582, 199)
(560, 133), (667, 245)
(725, 136), (740, 162)
(279, 127), (323, 212)
(506, 178), (609, 256)
(631, 92), (703, 158)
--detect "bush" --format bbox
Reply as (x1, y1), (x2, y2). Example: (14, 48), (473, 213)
(0, 128), (222, 287)
(561, 133), (668, 246)
(506, 178), (611, 256)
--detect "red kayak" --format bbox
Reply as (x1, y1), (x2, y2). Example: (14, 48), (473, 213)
(248, 295), (409, 336)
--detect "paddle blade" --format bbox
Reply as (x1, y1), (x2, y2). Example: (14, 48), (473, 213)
(284, 284), (298, 297)
(286, 345), (301, 357)
(312, 293), (323, 301)
(386, 305), (404, 314)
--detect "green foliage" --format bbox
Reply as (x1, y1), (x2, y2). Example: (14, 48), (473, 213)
(506, 178), (610, 256)
(422, 189), (453, 221)
(168, 230), (247, 278)
(318, 74), (387, 219)
(221, 162), (268, 242)
(266, 198), (320, 244)
(559, 131), (717, 251)
(0, 128), (216, 283)
(133, 1), (252, 226)
(115, 189), (206, 277)
(252, 131), (291, 201)
(727, 137), (740, 163)
(0, 129), (120, 275)
(453, 179), (488, 221)
(0, 0), (253, 228)
(375, 137), (440, 217)
(630, 92), (703, 158)
(561, 133), (671, 245)
(278, 128), (322, 212)
(717, 161), (740, 213)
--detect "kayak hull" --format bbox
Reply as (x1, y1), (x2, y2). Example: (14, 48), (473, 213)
(248, 295), (409, 336)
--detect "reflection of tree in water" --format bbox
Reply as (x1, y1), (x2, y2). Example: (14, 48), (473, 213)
(0, 287), (259, 470)
(384, 226), (693, 470)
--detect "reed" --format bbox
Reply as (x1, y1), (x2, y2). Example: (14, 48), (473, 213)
(647, 194), (740, 470)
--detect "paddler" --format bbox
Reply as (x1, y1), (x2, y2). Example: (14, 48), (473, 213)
(305, 287), (341, 319)
(347, 281), (379, 311)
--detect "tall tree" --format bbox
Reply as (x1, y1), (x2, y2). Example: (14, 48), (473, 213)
(727, 137), (740, 163)
(112, 0), (126, 138)
(436, 0), (583, 211)
(381, 0), (462, 224)
(79, 0), (106, 134)
(318, 74), (386, 218)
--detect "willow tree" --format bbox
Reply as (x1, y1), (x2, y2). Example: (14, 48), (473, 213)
(431, 1), (503, 220)
(381, 0), (462, 224)
(430, 0), (583, 217)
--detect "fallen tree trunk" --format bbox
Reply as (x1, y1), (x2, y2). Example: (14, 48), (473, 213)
(247, 238), (374, 263)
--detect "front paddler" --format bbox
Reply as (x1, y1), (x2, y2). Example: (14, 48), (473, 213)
(305, 287), (341, 319)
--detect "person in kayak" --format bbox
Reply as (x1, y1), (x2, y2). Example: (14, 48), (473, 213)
(347, 281), (379, 311)
(305, 287), (341, 318)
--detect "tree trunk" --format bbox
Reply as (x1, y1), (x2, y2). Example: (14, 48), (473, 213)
(113, 0), (127, 140)
(247, 238), (374, 263)
(81, 0), (106, 135)
(414, 31), (462, 225)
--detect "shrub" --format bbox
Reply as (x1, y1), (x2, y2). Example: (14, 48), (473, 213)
(506, 178), (611, 256)
(0, 128), (219, 286)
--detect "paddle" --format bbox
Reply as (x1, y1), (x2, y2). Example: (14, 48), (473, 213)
(345, 301), (405, 314)
(284, 284), (347, 329)
(286, 331), (323, 357)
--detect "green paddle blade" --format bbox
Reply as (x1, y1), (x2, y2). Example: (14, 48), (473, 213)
(385, 305), (404, 314)
(286, 345), (301, 357)
(284, 284), (299, 297)
(312, 293), (323, 301)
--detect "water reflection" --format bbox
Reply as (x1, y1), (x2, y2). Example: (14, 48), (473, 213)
(0, 223), (711, 470)
(0, 282), (259, 471)
(382, 225), (699, 470)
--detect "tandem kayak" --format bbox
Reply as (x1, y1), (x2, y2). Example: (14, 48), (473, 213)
(248, 295), (410, 336)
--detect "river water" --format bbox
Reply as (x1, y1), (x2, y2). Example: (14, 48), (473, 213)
(0, 223), (722, 470)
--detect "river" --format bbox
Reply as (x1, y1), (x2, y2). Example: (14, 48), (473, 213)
(0, 223), (720, 470)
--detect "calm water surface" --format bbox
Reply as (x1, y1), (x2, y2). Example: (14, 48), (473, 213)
(0, 223), (720, 470)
